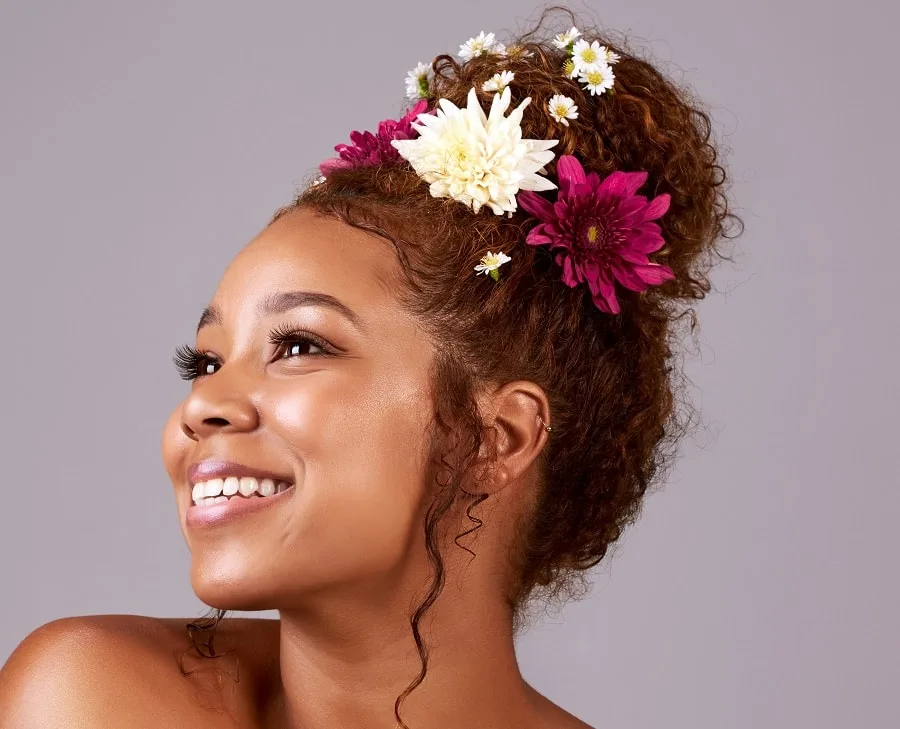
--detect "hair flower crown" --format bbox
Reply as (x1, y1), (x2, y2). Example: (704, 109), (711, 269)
(315, 27), (673, 314)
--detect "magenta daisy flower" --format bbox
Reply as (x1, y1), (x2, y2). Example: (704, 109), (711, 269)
(319, 100), (429, 175)
(517, 155), (675, 314)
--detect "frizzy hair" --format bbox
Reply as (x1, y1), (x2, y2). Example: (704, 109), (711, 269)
(181, 6), (742, 728)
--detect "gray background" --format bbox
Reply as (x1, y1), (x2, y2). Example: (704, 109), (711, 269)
(1, 1), (896, 727)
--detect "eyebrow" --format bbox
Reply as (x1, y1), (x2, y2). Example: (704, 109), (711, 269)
(196, 291), (366, 335)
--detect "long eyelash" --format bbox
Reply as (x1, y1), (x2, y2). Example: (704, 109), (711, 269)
(266, 323), (333, 355)
(172, 344), (215, 382)
(172, 325), (334, 382)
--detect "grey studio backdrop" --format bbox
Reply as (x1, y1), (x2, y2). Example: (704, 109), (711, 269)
(0, 1), (896, 727)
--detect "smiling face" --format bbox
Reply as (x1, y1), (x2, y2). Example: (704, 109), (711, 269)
(161, 207), (440, 610)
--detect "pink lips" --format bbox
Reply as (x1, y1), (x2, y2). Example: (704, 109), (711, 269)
(184, 459), (297, 529)
(186, 459), (294, 487)
(185, 483), (296, 528)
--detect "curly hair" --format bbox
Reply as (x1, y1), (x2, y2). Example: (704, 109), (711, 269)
(181, 7), (742, 728)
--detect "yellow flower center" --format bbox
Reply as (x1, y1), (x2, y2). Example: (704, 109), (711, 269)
(585, 70), (605, 85)
(579, 219), (608, 249)
(581, 48), (597, 64)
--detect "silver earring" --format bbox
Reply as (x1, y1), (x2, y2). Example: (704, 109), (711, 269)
(537, 415), (552, 433)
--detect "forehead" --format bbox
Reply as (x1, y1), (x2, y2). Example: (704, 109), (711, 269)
(214, 207), (401, 316)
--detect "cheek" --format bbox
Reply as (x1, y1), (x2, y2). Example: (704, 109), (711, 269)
(267, 370), (434, 575)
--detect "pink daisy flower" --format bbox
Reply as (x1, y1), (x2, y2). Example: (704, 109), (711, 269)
(319, 100), (429, 176)
(517, 155), (675, 314)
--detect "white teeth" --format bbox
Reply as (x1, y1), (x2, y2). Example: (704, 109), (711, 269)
(191, 476), (293, 505)
(259, 478), (275, 497)
(203, 478), (224, 498)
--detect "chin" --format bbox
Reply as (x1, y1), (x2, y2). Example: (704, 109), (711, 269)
(191, 576), (280, 612)
(188, 556), (287, 612)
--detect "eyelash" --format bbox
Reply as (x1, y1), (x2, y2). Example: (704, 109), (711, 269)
(172, 323), (334, 382)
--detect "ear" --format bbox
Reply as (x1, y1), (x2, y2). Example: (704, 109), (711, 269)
(475, 380), (551, 494)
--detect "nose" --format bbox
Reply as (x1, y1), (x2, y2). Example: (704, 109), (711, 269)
(179, 375), (260, 440)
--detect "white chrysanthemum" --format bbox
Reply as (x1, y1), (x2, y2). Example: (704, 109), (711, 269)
(405, 62), (431, 100)
(482, 70), (515, 93)
(548, 94), (578, 126)
(459, 31), (498, 60)
(474, 250), (512, 279)
(391, 86), (559, 215)
(492, 42), (507, 56)
(579, 63), (615, 96)
(552, 26), (581, 49)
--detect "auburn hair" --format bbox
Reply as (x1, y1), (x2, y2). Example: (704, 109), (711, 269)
(181, 7), (742, 728)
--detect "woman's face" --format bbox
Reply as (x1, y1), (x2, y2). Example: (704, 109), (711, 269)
(161, 207), (439, 610)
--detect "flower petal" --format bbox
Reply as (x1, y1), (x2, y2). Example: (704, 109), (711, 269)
(518, 190), (555, 220)
(616, 248), (652, 265)
(587, 271), (619, 314)
(596, 171), (621, 196)
(643, 193), (671, 220)
(626, 227), (667, 254)
(525, 226), (555, 246)
(560, 255), (582, 286)
(556, 155), (586, 197)
(610, 262), (649, 291)
(621, 170), (649, 196)
(633, 262), (676, 285)
(319, 158), (350, 175)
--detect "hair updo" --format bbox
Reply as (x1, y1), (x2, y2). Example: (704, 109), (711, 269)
(184, 7), (742, 726)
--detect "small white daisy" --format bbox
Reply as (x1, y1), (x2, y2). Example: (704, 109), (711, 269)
(548, 94), (578, 126)
(571, 39), (606, 69)
(405, 62), (432, 100)
(482, 70), (515, 93)
(579, 63), (615, 96)
(459, 31), (498, 61)
(505, 43), (534, 59)
(492, 42), (507, 56)
(563, 57), (579, 79)
(474, 251), (512, 280)
(552, 26), (581, 50)
(603, 48), (622, 64)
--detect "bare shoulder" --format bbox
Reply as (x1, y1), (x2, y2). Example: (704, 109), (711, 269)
(0, 614), (281, 729)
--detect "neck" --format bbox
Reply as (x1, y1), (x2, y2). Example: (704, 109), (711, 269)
(266, 586), (534, 729)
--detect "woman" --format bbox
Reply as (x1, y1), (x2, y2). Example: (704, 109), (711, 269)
(0, 9), (739, 729)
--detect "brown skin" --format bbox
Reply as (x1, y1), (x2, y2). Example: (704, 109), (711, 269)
(0, 208), (592, 729)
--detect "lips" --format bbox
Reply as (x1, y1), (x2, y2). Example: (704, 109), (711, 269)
(186, 459), (295, 487)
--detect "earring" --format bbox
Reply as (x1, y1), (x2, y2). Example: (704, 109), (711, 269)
(537, 414), (552, 433)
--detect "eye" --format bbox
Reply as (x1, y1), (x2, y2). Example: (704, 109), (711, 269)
(268, 323), (332, 360)
(172, 325), (335, 382)
(172, 345), (219, 382)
